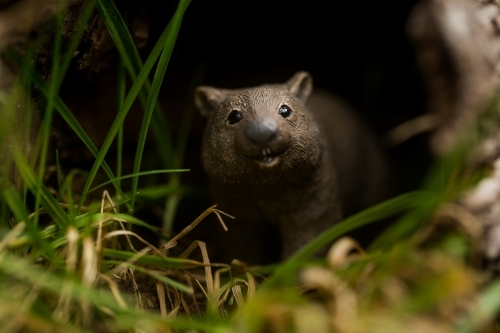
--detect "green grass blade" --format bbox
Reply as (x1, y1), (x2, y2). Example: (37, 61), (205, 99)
(0, 252), (217, 331)
(136, 185), (178, 199)
(457, 278), (500, 332)
(262, 191), (432, 289)
(79, 0), (191, 212)
(116, 59), (125, 188)
(103, 248), (203, 269)
(368, 195), (440, 251)
(37, 0), (95, 211)
(105, 260), (192, 293)
(96, 0), (141, 76)
(28, 71), (131, 211)
(1, 185), (56, 257)
(130, 0), (191, 210)
(47, 212), (160, 249)
(17, 56), (35, 208)
(73, 212), (157, 231)
(0, 252), (124, 311)
(55, 149), (62, 202)
(35, 1), (63, 181)
(97, 0), (176, 168)
(34, 1), (80, 227)
(60, 169), (87, 219)
(76, 18), (174, 212)
(13, 150), (69, 229)
(10, 211), (159, 249)
(88, 169), (189, 194)
(370, 134), (479, 250)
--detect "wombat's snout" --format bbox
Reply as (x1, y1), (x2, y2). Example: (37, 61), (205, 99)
(235, 116), (291, 166)
(244, 118), (278, 144)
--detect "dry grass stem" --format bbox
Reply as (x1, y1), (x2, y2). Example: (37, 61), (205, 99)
(0, 221), (25, 250)
(160, 205), (234, 251)
(383, 114), (438, 147)
(98, 273), (128, 309)
(327, 237), (365, 270)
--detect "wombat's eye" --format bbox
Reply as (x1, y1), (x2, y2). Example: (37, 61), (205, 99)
(227, 110), (243, 124)
(278, 105), (292, 118)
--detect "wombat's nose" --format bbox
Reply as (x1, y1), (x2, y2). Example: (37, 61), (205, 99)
(244, 118), (278, 144)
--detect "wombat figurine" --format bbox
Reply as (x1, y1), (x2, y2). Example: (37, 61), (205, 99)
(195, 72), (388, 263)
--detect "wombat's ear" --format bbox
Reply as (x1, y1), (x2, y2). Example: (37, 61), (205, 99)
(286, 71), (313, 102)
(194, 86), (226, 117)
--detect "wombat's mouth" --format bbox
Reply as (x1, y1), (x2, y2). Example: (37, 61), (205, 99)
(243, 148), (287, 167)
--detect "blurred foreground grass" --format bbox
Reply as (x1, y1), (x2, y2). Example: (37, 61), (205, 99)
(0, 0), (499, 332)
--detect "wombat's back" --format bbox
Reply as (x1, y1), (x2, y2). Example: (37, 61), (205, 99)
(307, 91), (390, 217)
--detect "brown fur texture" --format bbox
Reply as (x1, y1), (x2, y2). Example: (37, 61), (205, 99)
(195, 72), (388, 263)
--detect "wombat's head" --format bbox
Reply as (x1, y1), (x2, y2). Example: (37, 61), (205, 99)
(195, 71), (322, 185)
